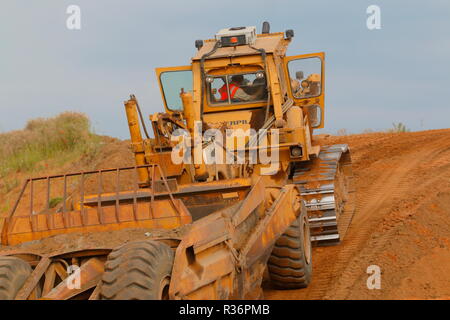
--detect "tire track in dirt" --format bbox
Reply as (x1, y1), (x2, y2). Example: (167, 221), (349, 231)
(324, 158), (425, 299)
(309, 156), (420, 299)
(265, 130), (450, 300)
(330, 138), (450, 300)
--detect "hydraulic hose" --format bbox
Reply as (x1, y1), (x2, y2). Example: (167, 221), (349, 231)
(130, 94), (151, 139)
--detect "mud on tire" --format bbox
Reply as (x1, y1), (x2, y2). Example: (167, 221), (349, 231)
(100, 240), (174, 300)
(0, 256), (32, 300)
(268, 204), (313, 289)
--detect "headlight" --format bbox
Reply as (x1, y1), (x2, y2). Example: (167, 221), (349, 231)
(290, 146), (303, 158)
(256, 72), (265, 79)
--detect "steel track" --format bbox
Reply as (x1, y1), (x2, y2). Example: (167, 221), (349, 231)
(292, 144), (355, 246)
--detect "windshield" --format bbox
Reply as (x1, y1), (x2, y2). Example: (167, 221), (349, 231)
(160, 70), (193, 111)
(207, 72), (268, 106)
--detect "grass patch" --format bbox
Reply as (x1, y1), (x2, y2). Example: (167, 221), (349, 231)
(2, 178), (19, 193)
(0, 112), (101, 179)
(337, 128), (349, 136)
(0, 202), (10, 215)
(49, 197), (63, 209)
(388, 122), (410, 133)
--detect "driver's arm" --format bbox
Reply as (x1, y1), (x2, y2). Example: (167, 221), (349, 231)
(234, 87), (262, 101)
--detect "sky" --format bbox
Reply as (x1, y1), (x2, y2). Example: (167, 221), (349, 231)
(0, 0), (449, 138)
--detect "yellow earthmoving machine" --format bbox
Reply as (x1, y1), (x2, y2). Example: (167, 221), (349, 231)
(0, 22), (354, 300)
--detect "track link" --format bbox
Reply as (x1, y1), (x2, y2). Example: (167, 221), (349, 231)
(292, 144), (355, 246)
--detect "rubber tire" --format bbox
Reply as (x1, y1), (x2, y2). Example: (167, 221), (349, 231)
(268, 205), (313, 289)
(0, 256), (32, 300)
(100, 240), (174, 300)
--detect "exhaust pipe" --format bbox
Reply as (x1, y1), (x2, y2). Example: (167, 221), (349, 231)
(262, 21), (270, 34)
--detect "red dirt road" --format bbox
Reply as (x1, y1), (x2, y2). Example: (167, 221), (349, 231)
(265, 129), (450, 300)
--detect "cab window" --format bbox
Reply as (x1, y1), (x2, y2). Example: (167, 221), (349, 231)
(287, 57), (322, 99)
(207, 72), (268, 106)
(160, 70), (193, 111)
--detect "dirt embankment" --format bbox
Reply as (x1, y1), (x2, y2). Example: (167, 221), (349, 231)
(0, 137), (134, 218)
(265, 129), (450, 300)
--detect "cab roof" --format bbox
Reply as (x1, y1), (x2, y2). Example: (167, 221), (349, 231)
(192, 32), (289, 61)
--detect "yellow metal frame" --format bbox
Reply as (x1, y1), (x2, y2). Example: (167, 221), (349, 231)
(201, 59), (267, 113)
(284, 52), (325, 129)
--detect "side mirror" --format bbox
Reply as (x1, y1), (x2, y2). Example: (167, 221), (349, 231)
(296, 71), (304, 80)
(285, 29), (294, 40)
(308, 104), (322, 128)
(195, 40), (204, 50)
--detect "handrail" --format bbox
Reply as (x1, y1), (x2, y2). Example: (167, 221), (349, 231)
(6, 164), (176, 224)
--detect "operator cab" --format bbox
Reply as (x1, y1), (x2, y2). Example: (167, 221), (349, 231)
(155, 23), (326, 134)
(207, 72), (268, 105)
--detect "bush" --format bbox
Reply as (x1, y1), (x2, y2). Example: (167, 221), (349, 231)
(337, 128), (348, 136)
(48, 197), (63, 209)
(0, 112), (100, 177)
(388, 122), (410, 133)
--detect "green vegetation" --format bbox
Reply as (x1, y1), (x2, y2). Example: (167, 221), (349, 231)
(48, 197), (63, 209)
(2, 178), (18, 193)
(389, 122), (410, 133)
(337, 128), (349, 136)
(0, 112), (101, 180)
(0, 202), (10, 215)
